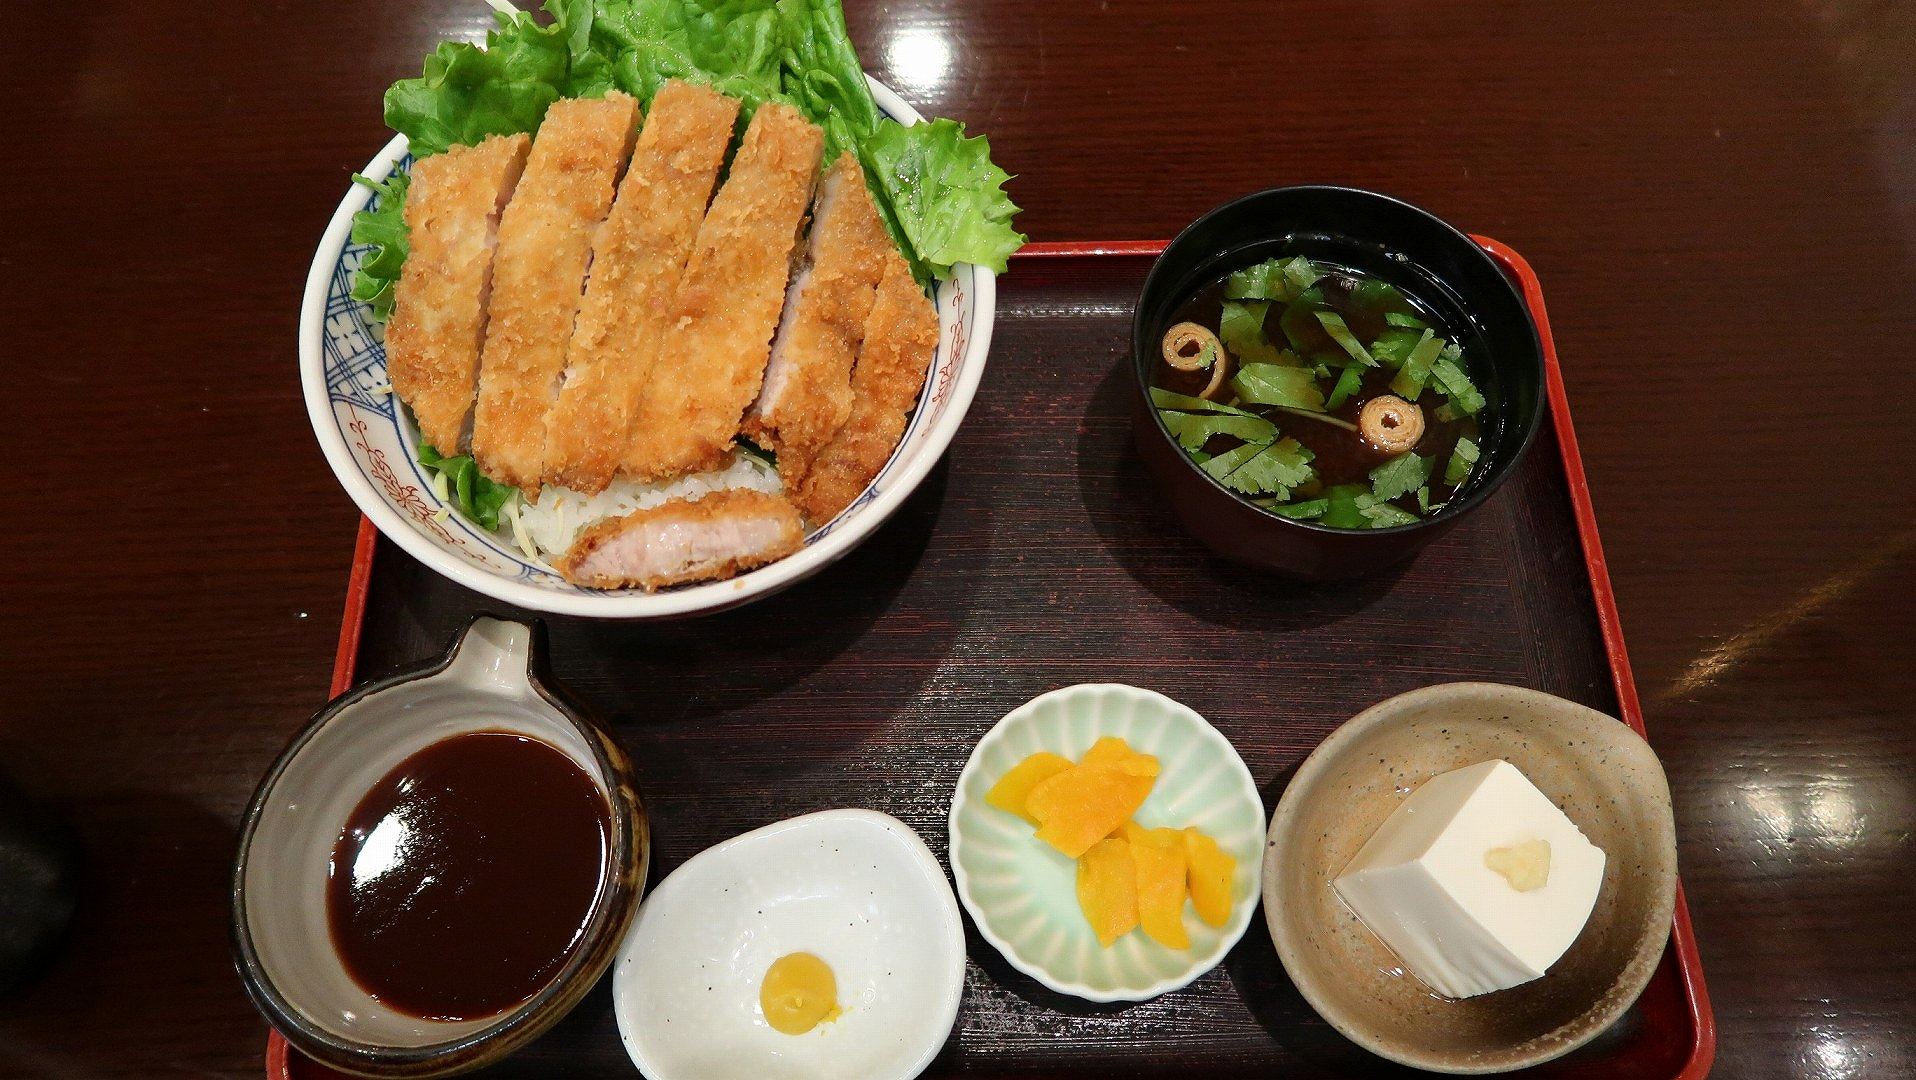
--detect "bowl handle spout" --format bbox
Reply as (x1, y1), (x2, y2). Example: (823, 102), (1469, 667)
(443, 616), (538, 692)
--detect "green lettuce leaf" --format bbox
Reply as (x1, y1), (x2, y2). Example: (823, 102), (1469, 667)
(1278, 295), (1329, 353)
(596, 0), (791, 118)
(384, 0), (596, 158)
(866, 117), (1025, 277)
(368, 0), (1022, 320)
(348, 172), (410, 321)
(776, 0), (879, 152)
(418, 443), (516, 530)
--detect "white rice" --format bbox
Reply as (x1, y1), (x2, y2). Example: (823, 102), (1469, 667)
(515, 451), (783, 559)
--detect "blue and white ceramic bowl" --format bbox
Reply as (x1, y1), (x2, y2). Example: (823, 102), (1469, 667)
(299, 77), (995, 618)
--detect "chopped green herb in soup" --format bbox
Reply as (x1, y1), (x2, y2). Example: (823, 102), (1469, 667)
(1152, 255), (1486, 527)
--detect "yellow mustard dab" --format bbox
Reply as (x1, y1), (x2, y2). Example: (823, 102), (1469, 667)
(760, 952), (842, 1035)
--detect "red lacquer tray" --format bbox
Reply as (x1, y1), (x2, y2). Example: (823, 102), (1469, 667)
(269, 239), (1714, 1079)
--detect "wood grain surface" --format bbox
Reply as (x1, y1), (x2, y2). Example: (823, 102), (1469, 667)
(0, 2), (1911, 1078)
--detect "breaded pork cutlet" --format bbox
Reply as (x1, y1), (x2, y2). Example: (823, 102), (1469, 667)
(743, 153), (891, 488)
(384, 134), (530, 456)
(470, 92), (640, 495)
(793, 253), (939, 523)
(543, 81), (739, 494)
(622, 102), (825, 480)
(557, 489), (805, 590)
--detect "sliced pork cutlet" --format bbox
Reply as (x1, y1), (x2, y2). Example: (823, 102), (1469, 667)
(543, 81), (739, 494)
(622, 102), (824, 481)
(384, 134), (530, 457)
(793, 253), (940, 524)
(557, 488), (805, 590)
(470, 92), (640, 496)
(743, 152), (890, 488)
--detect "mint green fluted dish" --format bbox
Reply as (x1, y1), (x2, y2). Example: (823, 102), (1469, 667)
(948, 684), (1264, 1002)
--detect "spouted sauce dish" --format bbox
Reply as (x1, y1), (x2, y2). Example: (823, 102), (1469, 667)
(327, 731), (611, 1021)
(1152, 255), (1488, 527)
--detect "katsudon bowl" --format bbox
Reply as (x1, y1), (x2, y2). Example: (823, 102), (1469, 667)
(299, 77), (995, 619)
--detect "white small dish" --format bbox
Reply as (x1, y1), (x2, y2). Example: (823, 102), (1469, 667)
(948, 684), (1264, 1002)
(298, 76), (995, 619)
(612, 810), (964, 1080)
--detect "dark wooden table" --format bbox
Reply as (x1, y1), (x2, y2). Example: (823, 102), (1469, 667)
(1, 2), (1910, 1077)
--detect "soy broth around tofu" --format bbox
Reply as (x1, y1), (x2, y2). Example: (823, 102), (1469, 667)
(1152, 255), (1487, 528)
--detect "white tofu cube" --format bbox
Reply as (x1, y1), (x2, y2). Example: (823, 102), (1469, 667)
(1332, 759), (1606, 999)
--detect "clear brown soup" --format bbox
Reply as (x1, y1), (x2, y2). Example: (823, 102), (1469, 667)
(1158, 261), (1484, 522)
(327, 731), (610, 1021)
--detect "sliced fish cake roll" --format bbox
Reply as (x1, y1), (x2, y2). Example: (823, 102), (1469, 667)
(544, 81), (739, 494)
(471, 92), (640, 495)
(744, 152), (891, 487)
(557, 488), (805, 590)
(794, 253), (940, 523)
(385, 133), (531, 457)
(623, 102), (825, 481)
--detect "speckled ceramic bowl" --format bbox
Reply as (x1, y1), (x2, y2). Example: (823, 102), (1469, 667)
(949, 685), (1264, 1002)
(1263, 682), (1678, 1074)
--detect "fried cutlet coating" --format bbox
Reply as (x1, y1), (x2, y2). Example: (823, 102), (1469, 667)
(621, 102), (825, 481)
(385, 134), (531, 456)
(743, 152), (891, 488)
(543, 81), (739, 494)
(471, 93), (640, 496)
(793, 253), (939, 523)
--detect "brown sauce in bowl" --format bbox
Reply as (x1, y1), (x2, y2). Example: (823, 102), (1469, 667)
(326, 731), (610, 1021)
